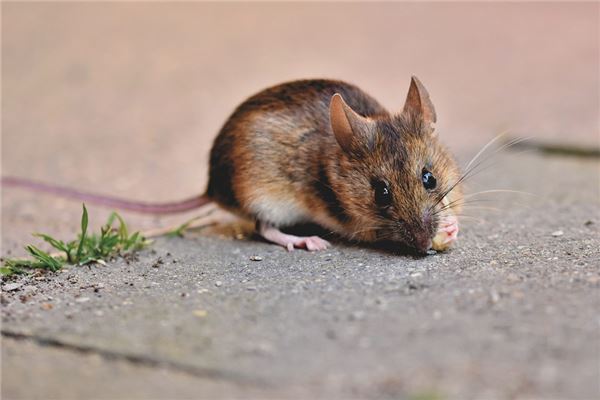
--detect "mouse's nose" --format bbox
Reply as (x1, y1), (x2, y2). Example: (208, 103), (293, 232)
(411, 212), (434, 253)
(411, 228), (433, 254)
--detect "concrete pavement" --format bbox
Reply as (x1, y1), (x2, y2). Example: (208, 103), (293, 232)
(2, 2), (599, 399)
(3, 152), (600, 399)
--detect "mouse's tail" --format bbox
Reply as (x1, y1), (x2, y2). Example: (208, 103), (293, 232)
(1, 176), (211, 214)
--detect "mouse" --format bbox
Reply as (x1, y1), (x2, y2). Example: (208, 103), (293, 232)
(3, 77), (462, 254)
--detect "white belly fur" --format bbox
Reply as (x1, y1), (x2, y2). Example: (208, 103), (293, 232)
(248, 195), (311, 227)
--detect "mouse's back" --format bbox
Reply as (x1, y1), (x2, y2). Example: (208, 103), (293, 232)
(206, 79), (387, 226)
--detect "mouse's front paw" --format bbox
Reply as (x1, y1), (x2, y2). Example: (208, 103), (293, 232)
(432, 215), (459, 251)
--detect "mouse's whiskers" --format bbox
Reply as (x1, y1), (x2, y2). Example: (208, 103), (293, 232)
(430, 133), (532, 211)
(431, 198), (497, 217)
(463, 189), (536, 199)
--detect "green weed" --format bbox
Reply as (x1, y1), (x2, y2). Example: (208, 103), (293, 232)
(166, 215), (206, 238)
(2, 204), (149, 276)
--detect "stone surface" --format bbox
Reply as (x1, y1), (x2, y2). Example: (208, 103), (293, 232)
(2, 2), (599, 399)
(3, 152), (599, 399)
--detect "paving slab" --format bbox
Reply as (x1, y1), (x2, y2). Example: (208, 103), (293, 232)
(2, 337), (281, 400)
(2, 2), (599, 399)
(2, 152), (599, 399)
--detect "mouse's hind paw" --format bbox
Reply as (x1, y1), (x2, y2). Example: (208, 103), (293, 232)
(288, 236), (331, 251)
(257, 221), (330, 252)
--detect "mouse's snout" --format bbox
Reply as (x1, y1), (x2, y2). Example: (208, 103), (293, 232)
(410, 212), (435, 253)
(412, 232), (433, 254)
(411, 210), (435, 254)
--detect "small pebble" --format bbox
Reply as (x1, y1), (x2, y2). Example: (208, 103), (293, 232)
(75, 297), (90, 303)
(215, 281), (223, 287)
(152, 257), (164, 268)
(193, 309), (208, 318)
(3, 283), (23, 291)
(41, 302), (53, 310)
(250, 255), (263, 261)
(552, 230), (564, 237)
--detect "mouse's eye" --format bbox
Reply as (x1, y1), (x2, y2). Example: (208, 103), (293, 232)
(373, 180), (392, 207)
(422, 169), (437, 191)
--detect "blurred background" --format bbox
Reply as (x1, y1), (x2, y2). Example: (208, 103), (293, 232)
(2, 2), (598, 251)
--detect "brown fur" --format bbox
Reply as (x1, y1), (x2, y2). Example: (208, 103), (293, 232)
(206, 78), (462, 251)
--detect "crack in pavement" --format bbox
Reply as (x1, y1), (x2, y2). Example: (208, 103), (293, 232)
(506, 137), (600, 158)
(1, 328), (269, 388)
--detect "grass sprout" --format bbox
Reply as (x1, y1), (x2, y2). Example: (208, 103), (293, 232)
(167, 215), (205, 238)
(2, 204), (149, 276)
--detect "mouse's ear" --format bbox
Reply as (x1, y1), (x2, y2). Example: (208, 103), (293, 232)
(402, 76), (437, 132)
(330, 93), (371, 153)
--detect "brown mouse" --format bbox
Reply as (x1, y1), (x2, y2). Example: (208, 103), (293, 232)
(3, 77), (462, 254)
